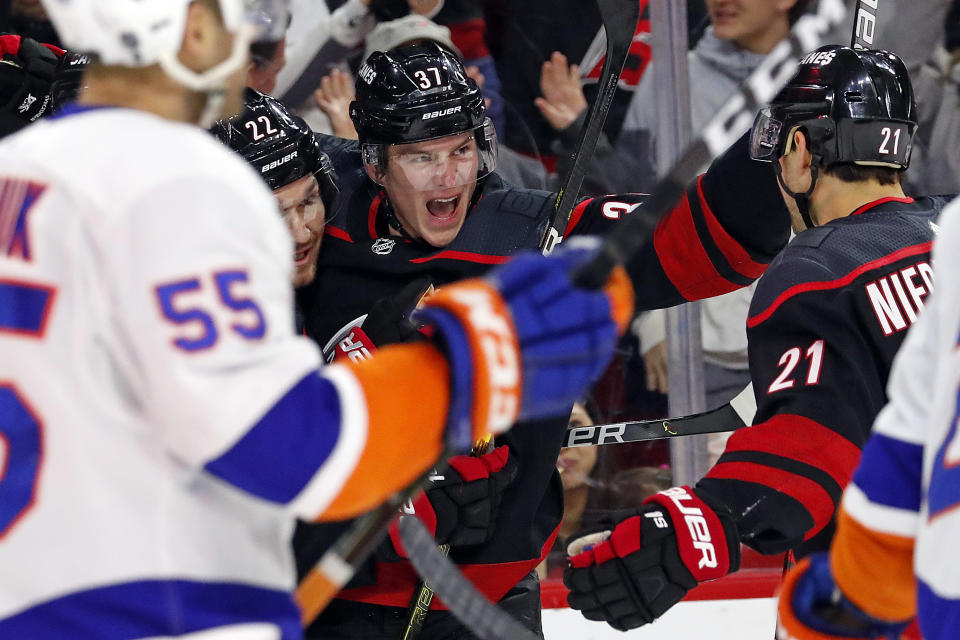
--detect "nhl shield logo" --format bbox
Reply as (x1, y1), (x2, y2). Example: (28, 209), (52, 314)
(372, 238), (396, 255)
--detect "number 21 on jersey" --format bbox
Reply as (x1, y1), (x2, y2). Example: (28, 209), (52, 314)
(768, 339), (825, 394)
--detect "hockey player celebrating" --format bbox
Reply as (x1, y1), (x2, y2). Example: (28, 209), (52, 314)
(776, 198), (960, 640)
(0, 1), (634, 638)
(210, 87), (341, 291)
(296, 40), (793, 639)
(563, 45), (949, 632)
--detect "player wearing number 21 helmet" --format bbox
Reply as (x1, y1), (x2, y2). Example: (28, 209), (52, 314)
(293, 40), (796, 639)
(564, 45), (947, 637)
(0, 1), (634, 638)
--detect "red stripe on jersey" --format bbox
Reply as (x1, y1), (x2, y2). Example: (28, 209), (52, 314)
(324, 226), (352, 243)
(720, 414), (862, 491)
(748, 241), (933, 328)
(368, 193), (382, 239)
(410, 251), (510, 265)
(706, 461), (836, 540)
(653, 191), (733, 301)
(338, 523), (560, 608)
(706, 413), (861, 539)
(694, 176), (766, 279)
(850, 196), (914, 217)
(564, 198), (592, 236)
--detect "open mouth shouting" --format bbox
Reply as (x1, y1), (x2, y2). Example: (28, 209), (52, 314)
(426, 194), (462, 225)
(293, 242), (314, 267)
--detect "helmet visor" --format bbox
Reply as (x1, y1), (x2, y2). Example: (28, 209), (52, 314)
(364, 121), (498, 193)
(749, 108), (784, 162)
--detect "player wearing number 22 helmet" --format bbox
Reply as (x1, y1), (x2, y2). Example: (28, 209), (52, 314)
(564, 45), (945, 638)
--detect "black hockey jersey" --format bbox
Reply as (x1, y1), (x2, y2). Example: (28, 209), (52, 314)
(698, 196), (950, 559)
(296, 132), (790, 610)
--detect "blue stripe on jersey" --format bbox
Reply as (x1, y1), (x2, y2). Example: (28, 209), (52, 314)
(0, 579), (300, 639)
(205, 371), (342, 504)
(0, 281), (52, 334)
(851, 432), (923, 512)
(918, 579), (960, 640)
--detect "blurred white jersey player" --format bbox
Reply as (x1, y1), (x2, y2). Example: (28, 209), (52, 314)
(0, 1), (632, 638)
(778, 199), (960, 640)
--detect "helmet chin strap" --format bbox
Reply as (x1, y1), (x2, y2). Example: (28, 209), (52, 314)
(774, 158), (819, 230)
(379, 190), (416, 242)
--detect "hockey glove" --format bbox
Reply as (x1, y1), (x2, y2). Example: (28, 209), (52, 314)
(777, 554), (910, 640)
(0, 35), (64, 135)
(361, 276), (433, 347)
(414, 238), (634, 450)
(564, 486), (740, 631)
(386, 445), (518, 556)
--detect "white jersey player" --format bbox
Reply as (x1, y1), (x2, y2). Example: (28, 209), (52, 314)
(0, 1), (633, 638)
(777, 200), (960, 640)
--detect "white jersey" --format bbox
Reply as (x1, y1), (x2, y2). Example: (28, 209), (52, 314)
(0, 106), (368, 639)
(839, 197), (960, 639)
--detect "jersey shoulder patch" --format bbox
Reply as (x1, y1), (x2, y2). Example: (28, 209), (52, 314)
(787, 226), (835, 249)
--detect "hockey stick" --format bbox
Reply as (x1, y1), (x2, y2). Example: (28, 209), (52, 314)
(572, 0), (847, 289)
(851, 0), (879, 49)
(401, 435), (492, 640)
(540, 0), (642, 254)
(562, 382), (756, 448)
(295, 469), (434, 626)
(399, 516), (541, 640)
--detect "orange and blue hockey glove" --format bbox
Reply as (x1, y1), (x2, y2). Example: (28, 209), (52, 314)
(415, 237), (633, 450)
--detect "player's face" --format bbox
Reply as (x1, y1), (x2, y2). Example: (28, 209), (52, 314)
(379, 133), (480, 247)
(706, 0), (793, 50)
(558, 404), (598, 492)
(275, 175), (326, 288)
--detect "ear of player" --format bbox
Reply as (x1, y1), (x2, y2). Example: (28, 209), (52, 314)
(776, 554), (911, 640)
(413, 238), (634, 450)
(386, 445), (518, 557)
(563, 486), (740, 631)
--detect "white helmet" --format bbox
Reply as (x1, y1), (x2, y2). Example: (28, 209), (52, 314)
(40, 0), (289, 91)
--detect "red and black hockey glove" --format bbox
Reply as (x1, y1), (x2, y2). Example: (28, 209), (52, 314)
(564, 486), (740, 631)
(387, 445), (518, 556)
(0, 34), (64, 136)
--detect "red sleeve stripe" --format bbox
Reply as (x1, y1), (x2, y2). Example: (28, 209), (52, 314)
(747, 241), (933, 328)
(410, 250), (510, 265)
(706, 461), (836, 539)
(563, 198), (592, 236)
(367, 193), (381, 239)
(694, 176), (767, 279)
(719, 414), (862, 491)
(324, 226), (352, 243)
(653, 190), (737, 301)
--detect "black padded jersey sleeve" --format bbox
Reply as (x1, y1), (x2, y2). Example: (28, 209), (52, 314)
(565, 132), (790, 310)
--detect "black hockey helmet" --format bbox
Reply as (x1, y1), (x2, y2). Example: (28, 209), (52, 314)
(349, 41), (497, 178)
(750, 45), (917, 170)
(210, 88), (340, 219)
